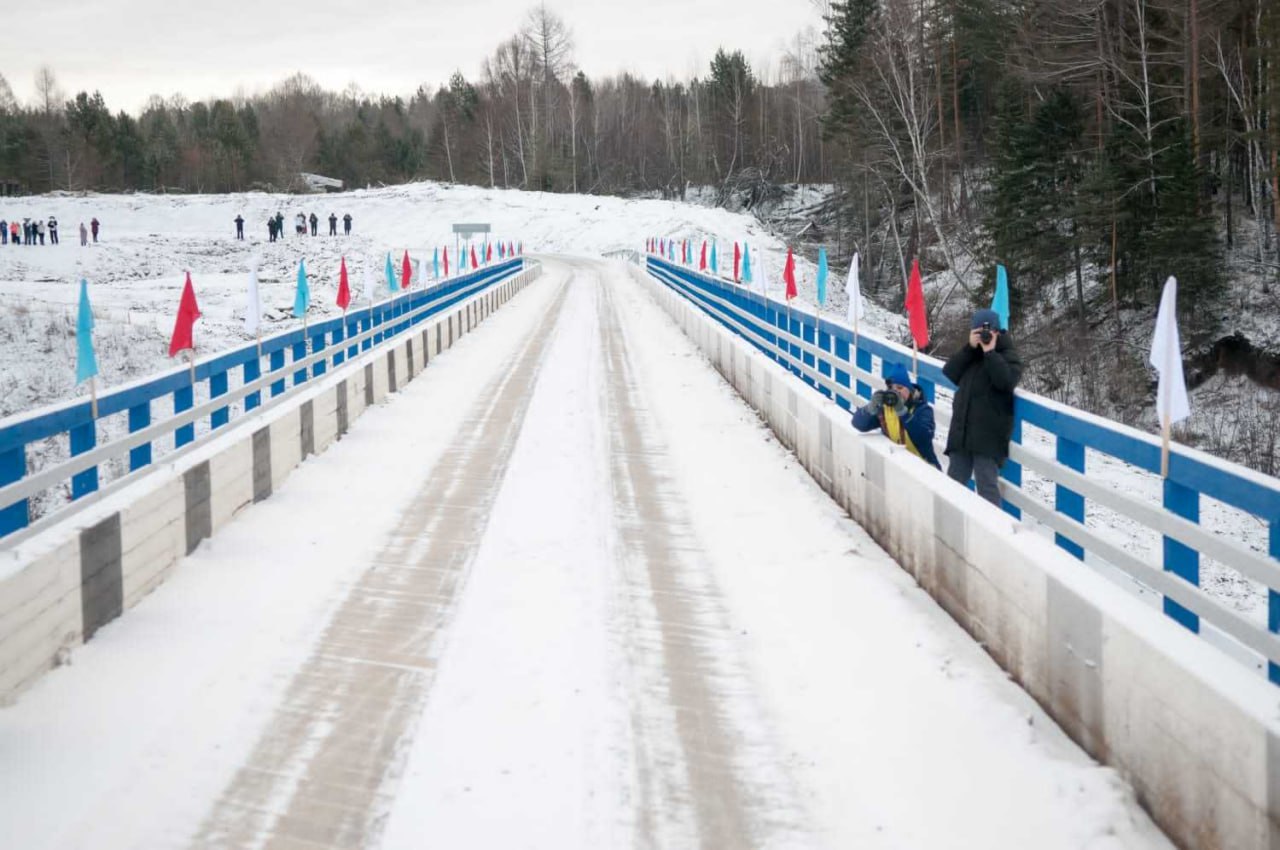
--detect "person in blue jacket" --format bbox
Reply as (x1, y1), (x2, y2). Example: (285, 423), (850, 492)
(851, 362), (941, 469)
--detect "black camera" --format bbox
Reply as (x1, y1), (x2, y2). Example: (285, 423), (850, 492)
(978, 322), (994, 344)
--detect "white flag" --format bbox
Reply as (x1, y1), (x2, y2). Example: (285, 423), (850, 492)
(846, 252), (866, 324)
(756, 255), (770, 297)
(244, 259), (262, 336)
(1149, 276), (1191, 425)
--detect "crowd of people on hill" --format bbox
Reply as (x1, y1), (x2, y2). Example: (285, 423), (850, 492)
(258, 211), (352, 242)
(0, 216), (100, 246)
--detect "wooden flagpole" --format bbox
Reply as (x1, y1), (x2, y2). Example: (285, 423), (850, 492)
(815, 300), (825, 399)
(1161, 414), (1172, 478)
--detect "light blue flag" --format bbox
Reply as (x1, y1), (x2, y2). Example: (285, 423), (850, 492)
(75, 279), (98, 384)
(992, 264), (1011, 331)
(742, 245), (753, 284)
(710, 242), (718, 274)
(384, 253), (397, 294)
(293, 259), (309, 319)
(816, 248), (829, 307)
(433, 247), (440, 279)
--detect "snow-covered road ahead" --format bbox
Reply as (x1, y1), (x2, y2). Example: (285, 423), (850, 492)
(1, 258), (1170, 850)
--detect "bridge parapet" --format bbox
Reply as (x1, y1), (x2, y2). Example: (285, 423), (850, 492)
(636, 256), (1280, 850)
(643, 254), (1280, 686)
(0, 261), (540, 705)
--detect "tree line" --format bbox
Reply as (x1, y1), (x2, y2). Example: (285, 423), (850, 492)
(817, 0), (1278, 345)
(0, 7), (829, 202)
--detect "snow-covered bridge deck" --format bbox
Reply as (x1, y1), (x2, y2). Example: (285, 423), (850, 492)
(0, 257), (1174, 849)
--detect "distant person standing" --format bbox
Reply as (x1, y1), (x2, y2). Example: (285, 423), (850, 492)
(267, 217), (277, 242)
(79, 222), (88, 246)
(309, 212), (318, 236)
(343, 213), (352, 235)
(10, 221), (19, 246)
(90, 218), (100, 243)
(47, 216), (58, 244)
(0, 217), (6, 245)
(275, 211), (285, 237)
(23, 219), (31, 244)
(295, 212), (305, 236)
(234, 214), (245, 240)
(328, 213), (337, 236)
(36, 220), (45, 245)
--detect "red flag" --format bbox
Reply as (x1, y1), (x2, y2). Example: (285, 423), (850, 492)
(733, 242), (742, 282)
(486, 242), (493, 262)
(905, 258), (930, 349)
(660, 238), (665, 255)
(401, 251), (412, 289)
(471, 245), (479, 269)
(168, 273), (201, 357)
(443, 246), (450, 277)
(336, 257), (351, 310)
(783, 247), (797, 300)
(700, 241), (707, 271)
(518, 241), (523, 255)
(509, 241), (515, 256)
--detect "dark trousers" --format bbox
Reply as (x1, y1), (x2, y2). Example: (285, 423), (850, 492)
(329, 223), (336, 235)
(50, 229), (58, 244)
(344, 222), (351, 235)
(947, 451), (1002, 507)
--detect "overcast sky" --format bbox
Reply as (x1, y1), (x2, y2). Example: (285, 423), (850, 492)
(6, 0), (824, 112)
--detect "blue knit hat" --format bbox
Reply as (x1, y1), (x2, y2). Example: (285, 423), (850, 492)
(971, 308), (1002, 331)
(884, 363), (913, 388)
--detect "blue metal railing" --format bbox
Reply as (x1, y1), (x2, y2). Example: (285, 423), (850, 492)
(0, 258), (525, 542)
(643, 254), (1280, 682)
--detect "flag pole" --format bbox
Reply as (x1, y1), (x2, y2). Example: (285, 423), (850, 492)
(912, 341), (919, 379)
(89, 376), (98, 421)
(188, 348), (196, 385)
(1161, 414), (1172, 478)
(815, 300), (824, 398)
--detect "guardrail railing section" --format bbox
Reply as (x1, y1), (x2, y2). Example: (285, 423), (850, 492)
(0, 259), (526, 542)
(644, 253), (1280, 685)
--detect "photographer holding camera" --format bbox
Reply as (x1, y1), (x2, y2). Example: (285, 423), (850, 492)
(851, 363), (941, 469)
(942, 308), (1023, 506)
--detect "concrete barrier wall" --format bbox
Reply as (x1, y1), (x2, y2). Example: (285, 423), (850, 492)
(0, 267), (540, 706)
(635, 265), (1280, 850)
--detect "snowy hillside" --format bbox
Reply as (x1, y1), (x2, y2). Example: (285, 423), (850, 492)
(0, 181), (896, 419)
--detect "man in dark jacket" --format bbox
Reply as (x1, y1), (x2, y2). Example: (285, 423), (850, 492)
(309, 212), (319, 236)
(328, 213), (338, 236)
(851, 363), (941, 469)
(234, 214), (245, 240)
(942, 308), (1023, 506)
(343, 213), (352, 235)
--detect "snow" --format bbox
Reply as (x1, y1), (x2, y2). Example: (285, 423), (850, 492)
(0, 257), (1170, 849)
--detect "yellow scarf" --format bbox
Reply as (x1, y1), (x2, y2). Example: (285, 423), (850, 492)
(882, 406), (924, 461)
